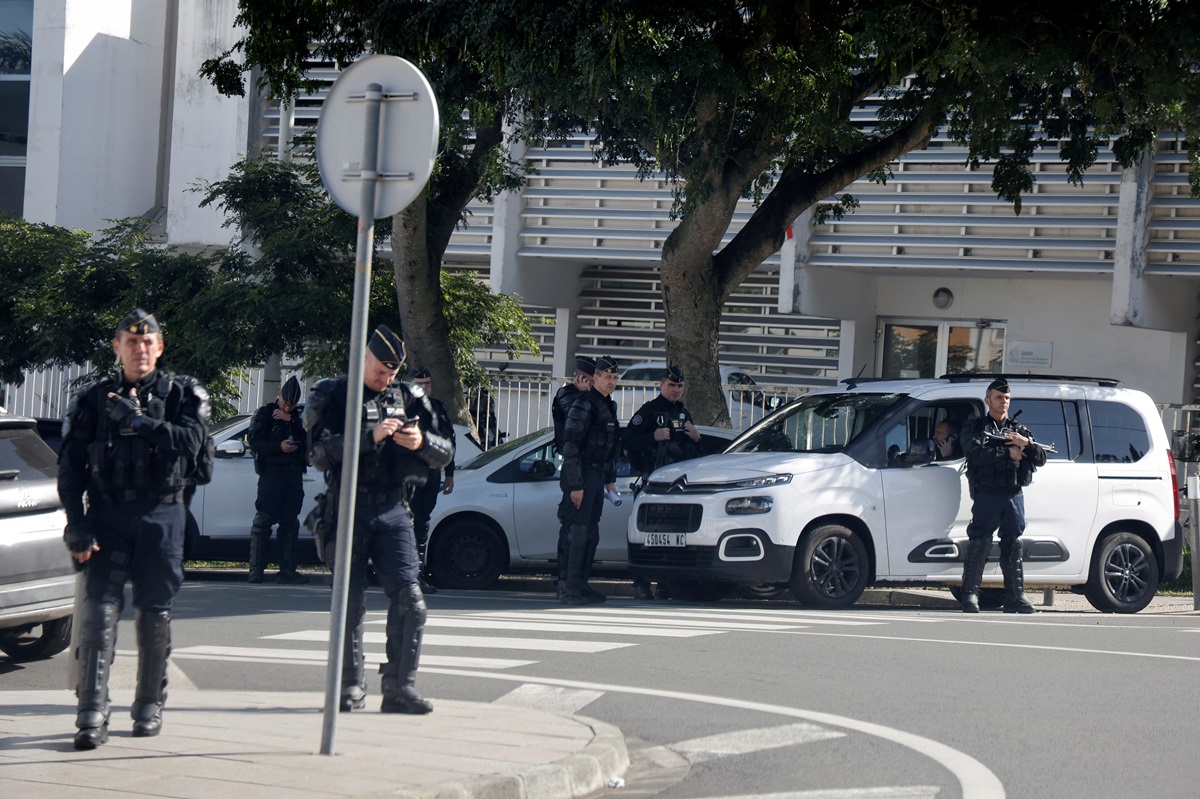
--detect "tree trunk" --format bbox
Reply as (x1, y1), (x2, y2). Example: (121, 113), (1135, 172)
(390, 194), (471, 427)
(660, 189), (743, 427)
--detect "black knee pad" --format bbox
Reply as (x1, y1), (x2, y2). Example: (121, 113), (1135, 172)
(392, 583), (427, 624)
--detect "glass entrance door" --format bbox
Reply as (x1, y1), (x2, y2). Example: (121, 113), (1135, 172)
(879, 319), (1006, 378)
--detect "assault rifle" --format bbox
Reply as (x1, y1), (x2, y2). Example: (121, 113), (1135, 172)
(983, 410), (1058, 454)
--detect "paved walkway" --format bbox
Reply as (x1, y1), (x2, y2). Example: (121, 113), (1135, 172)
(0, 690), (626, 799)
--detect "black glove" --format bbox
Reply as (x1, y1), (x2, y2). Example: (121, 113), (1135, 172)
(107, 394), (142, 430)
(64, 522), (96, 554)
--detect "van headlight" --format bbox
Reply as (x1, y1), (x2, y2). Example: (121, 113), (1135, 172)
(725, 496), (773, 515)
(730, 473), (791, 489)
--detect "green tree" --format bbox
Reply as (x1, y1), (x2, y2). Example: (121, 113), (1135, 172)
(0, 217), (258, 417)
(201, 1), (529, 422)
(491, 0), (1200, 424)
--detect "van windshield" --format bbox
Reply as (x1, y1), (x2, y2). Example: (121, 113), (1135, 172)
(729, 392), (905, 454)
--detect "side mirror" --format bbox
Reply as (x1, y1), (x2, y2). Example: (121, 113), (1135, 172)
(216, 439), (246, 458)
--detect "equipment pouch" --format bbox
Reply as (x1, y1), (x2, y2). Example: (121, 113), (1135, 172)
(304, 491), (338, 563)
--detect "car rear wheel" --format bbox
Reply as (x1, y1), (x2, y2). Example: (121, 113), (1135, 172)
(428, 519), (507, 590)
(665, 580), (734, 602)
(790, 524), (869, 608)
(1084, 531), (1159, 613)
(0, 616), (73, 662)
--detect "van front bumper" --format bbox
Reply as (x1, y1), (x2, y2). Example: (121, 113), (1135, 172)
(627, 528), (794, 584)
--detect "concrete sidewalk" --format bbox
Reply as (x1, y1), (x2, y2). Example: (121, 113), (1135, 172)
(0, 690), (628, 799)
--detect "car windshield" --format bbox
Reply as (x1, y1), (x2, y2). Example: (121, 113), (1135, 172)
(620, 369), (665, 382)
(0, 426), (58, 480)
(210, 415), (250, 436)
(458, 428), (549, 471)
(728, 392), (905, 454)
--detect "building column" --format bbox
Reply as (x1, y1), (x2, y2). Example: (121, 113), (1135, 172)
(488, 124), (527, 296)
(1110, 154), (1154, 327)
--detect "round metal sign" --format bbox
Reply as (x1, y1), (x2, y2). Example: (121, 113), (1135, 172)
(316, 55), (439, 219)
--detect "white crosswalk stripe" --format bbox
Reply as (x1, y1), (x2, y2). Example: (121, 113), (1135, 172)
(670, 723), (846, 763)
(263, 630), (635, 652)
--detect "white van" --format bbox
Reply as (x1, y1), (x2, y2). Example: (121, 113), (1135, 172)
(627, 376), (1183, 613)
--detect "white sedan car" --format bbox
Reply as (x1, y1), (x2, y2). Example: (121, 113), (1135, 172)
(424, 425), (737, 590)
(187, 414), (482, 561)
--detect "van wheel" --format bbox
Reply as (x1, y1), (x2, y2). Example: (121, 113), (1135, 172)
(665, 580), (734, 602)
(790, 524), (869, 608)
(1084, 531), (1159, 613)
(428, 519), (506, 590)
(0, 616), (73, 662)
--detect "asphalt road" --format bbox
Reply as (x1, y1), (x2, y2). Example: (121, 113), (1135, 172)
(6, 582), (1200, 799)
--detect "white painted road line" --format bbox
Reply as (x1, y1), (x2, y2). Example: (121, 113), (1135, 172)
(494, 684), (605, 714)
(423, 617), (718, 637)
(472, 610), (813, 630)
(670, 722), (845, 764)
(699, 788), (940, 798)
(171, 645), (535, 670)
(262, 630), (635, 652)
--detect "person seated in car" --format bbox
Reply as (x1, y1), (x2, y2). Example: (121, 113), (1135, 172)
(933, 420), (962, 460)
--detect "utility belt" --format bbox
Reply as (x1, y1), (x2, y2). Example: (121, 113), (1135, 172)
(583, 460), (609, 471)
(93, 488), (184, 506)
(356, 486), (405, 506)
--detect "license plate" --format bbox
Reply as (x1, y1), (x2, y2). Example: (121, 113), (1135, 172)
(644, 533), (686, 547)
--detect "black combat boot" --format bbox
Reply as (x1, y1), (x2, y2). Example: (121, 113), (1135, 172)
(1000, 538), (1036, 614)
(632, 576), (654, 601)
(340, 596), (367, 711)
(74, 600), (119, 750)
(131, 610), (170, 737)
(380, 584), (433, 714)
(560, 525), (590, 606)
(580, 527), (606, 604)
(276, 528), (309, 584)
(248, 514), (270, 583)
(959, 537), (991, 614)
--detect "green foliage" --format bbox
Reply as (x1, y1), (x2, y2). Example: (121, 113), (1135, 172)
(0, 217), (258, 418)
(442, 272), (542, 388)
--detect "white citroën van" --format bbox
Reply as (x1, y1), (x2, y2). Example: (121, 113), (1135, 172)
(627, 375), (1183, 613)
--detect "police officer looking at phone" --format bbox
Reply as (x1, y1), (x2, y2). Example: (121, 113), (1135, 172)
(247, 375), (309, 584)
(558, 355), (621, 605)
(304, 325), (453, 714)
(58, 308), (209, 750)
(624, 365), (702, 600)
(958, 378), (1046, 614)
(406, 365), (456, 595)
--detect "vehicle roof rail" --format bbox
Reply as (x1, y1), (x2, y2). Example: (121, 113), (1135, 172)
(937, 373), (1121, 388)
(839, 377), (909, 389)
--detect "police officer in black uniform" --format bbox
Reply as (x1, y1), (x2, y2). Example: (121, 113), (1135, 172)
(959, 378), (1047, 614)
(304, 325), (453, 714)
(624, 364), (702, 600)
(558, 355), (621, 605)
(552, 356), (594, 599)
(247, 375), (309, 584)
(407, 365), (456, 595)
(58, 308), (209, 750)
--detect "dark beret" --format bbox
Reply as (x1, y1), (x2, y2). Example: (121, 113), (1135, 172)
(410, 365), (431, 380)
(987, 378), (1010, 394)
(574, 355), (597, 375)
(116, 307), (160, 336)
(663, 365), (685, 382)
(594, 355), (619, 374)
(368, 325), (406, 369)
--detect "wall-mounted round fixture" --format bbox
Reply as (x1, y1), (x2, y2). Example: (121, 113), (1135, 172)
(932, 287), (954, 309)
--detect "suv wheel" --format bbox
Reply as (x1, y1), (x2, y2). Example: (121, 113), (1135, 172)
(1084, 531), (1159, 613)
(790, 524), (869, 608)
(0, 616), (73, 662)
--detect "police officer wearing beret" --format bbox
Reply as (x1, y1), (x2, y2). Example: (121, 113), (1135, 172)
(551, 356), (594, 599)
(247, 375), (309, 585)
(58, 309), (210, 750)
(406, 365), (456, 595)
(558, 355), (621, 605)
(623, 365), (702, 599)
(304, 325), (453, 714)
(958, 378), (1047, 614)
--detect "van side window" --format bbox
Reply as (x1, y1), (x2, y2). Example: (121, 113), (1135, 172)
(1090, 401), (1150, 463)
(1009, 399), (1080, 460)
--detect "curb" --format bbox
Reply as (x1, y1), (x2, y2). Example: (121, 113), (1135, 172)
(380, 716), (629, 799)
